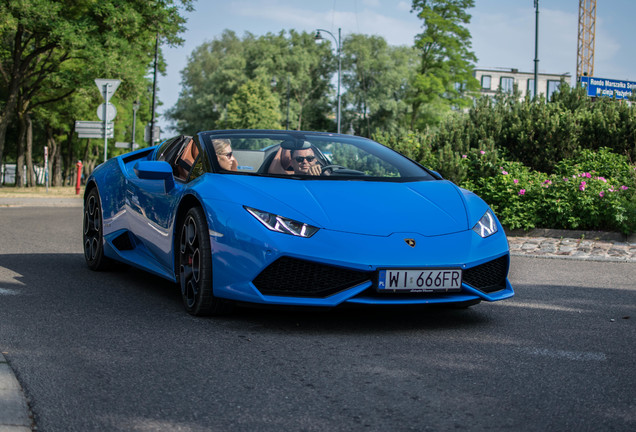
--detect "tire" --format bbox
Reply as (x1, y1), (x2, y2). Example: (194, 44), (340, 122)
(83, 188), (113, 271)
(178, 207), (233, 316)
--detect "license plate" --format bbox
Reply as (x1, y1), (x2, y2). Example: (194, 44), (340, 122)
(378, 269), (462, 292)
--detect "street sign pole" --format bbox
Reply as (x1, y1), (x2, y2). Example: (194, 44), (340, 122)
(103, 84), (109, 162)
(94, 78), (120, 162)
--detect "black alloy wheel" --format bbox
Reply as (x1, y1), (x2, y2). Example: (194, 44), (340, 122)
(83, 188), (113, 270)
(178, 206), (232, 316)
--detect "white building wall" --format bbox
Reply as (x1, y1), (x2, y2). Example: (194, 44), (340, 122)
(474, 68), (571, 99)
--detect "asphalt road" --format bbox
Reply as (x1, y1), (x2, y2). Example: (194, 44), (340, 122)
(1, 207), (635, 432)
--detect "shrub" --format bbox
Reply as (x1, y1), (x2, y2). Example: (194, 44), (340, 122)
(459, 148), (635, 234)
(461, 159), (542, 230)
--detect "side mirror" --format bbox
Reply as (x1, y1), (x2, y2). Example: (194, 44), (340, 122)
(134, 161), (175, 192)
(429, 170), (443, 179)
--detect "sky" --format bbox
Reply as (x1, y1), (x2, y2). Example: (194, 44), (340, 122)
(157, 0), (636, 133)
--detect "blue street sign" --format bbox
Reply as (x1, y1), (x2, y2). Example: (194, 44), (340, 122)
(579, 76), (636, 100)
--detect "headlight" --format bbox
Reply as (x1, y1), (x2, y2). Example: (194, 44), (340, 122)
(472, 210), (498, 238)
(245, 207), (319, 238)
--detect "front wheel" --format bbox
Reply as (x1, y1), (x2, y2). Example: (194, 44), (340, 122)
(178, 207), (233, 316)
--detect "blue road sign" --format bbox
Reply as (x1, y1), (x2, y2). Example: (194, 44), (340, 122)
(579, 76), (636, 99)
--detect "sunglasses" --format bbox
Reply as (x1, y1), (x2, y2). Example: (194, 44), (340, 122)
(218, 151), (233, 158)
(294, 156), (315, 163)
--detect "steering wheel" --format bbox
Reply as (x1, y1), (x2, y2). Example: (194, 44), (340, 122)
(321, 164), (347, 175)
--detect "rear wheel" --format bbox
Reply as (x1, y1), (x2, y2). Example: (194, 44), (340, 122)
(83, 188), (113, 271)
(178, 207), (233, 316)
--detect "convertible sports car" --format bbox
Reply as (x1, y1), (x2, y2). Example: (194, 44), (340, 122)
(83, 129), (514, 315)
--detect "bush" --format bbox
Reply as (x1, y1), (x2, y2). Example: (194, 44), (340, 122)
(461, 159), (542, 231)
(460, 148), (636, 234)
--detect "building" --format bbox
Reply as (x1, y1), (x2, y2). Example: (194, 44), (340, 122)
(474, 68), (572, 100)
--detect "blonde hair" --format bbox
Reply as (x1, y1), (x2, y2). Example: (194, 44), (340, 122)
(212, 138), (231, 154)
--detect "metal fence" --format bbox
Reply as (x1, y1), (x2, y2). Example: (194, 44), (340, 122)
(0, 164), (46, 186)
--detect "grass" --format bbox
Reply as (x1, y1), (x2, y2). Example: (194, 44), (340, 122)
(0, 185), (84, 198)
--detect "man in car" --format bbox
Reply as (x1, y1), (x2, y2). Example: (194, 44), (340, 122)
(290, 147), (321, 176)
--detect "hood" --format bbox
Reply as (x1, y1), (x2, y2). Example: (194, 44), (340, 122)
(211, 176), (469, 237)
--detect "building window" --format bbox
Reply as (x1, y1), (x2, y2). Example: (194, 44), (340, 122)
(500, 77), (514, 93)
(481, 75), (491, 90)
(527, 79), (535, 99)
(547, 80), (561, 100)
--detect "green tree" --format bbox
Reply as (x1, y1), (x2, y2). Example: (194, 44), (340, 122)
(409, 0), (479, 129)
(342, 34), (418, 137)
(167, 30), (248, 133)
(0, 0), (192, 184)
(167, 30), (334, 133)
(225, 80), (281, 129)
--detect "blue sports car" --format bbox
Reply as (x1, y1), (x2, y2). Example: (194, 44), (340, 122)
(83, 130), (514, 315)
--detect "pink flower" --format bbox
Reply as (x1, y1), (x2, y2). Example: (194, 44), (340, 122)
(599, 191), (605, 198)
(513, 179), (519, 184)
(563, 177), (569, 182)
(621, 185), (629, 190)
(462, 154), (467, 158)
(518, 189), (526, 196)
(480, 150), (485, 155)
(596, 176), (607, 183)
(586, 172), (592, 178)
(501, 170), (508, 175)
(579, 181), (586, 191)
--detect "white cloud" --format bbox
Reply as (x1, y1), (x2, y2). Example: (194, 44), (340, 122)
(397, 1), (410, 12)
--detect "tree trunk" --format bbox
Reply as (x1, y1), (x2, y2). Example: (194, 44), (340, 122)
(25, 112), (36, 186)
(0, 79), (20, 177)
(62, 128), (74, 186)
(47, 126), (63, 187)
(0, 25), (26, 177)
(15, 110), (26, 187)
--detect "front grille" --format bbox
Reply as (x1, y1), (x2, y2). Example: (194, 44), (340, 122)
(463, 255), (509, 293)
(253, 256), (371, 298)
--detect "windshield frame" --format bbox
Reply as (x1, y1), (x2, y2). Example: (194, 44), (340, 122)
(198, 130), (438, 182)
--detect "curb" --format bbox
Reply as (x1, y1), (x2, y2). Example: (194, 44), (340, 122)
(0, 197), (82, 208)
(0, 353), (32, 432)
(506, 227), (636, 244)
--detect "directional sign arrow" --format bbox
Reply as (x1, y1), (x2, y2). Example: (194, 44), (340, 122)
(75, 120), (114, 131)
(75, 120), (114, 138)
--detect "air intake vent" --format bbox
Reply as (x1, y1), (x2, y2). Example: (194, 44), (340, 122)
(463, 255), (509, 293)
(253, 257), (371, 298)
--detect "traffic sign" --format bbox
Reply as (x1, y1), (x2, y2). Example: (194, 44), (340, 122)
(579, 76), (636, 100)
(97, 103), (117, 121)
(115, 142), (140, 149)
(95, 79), (121, 102)
(75, 120), (114, 139)
(145, 124), (161, 143)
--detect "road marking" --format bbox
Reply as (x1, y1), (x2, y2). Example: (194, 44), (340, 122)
(0, 288), (19, 295)
(518, 347), (607, 361)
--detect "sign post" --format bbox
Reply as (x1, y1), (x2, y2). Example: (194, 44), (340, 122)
(94, 79), (120, 162)
(44, 146), (49, 193)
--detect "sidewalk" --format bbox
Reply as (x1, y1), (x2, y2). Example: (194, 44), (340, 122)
(0, 354), (32, 431)
(507, 229), (636, 263)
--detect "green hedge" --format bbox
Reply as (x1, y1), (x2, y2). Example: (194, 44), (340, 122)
(373, 86), (636, 234)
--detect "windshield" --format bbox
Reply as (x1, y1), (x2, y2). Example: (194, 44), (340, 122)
(200, 131), (436, 181)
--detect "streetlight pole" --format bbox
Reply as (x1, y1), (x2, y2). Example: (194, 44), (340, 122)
(150, 33), (159, 144)
(286, 77), (290, 130)
(534, 0), (539, 99)
(131, 100), (140, 151)
(315, 28), (341, 134)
